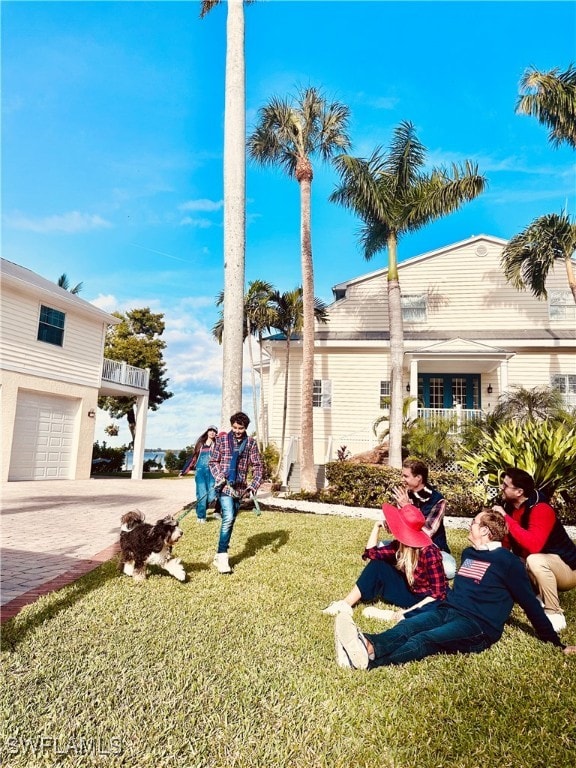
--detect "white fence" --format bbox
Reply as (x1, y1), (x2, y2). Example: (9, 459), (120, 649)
(101, 358), (150, 390)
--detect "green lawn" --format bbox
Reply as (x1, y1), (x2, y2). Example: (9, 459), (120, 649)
(2, 509), (575, 768)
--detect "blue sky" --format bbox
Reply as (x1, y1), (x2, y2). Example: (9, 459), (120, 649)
(2, 0), (575, 450)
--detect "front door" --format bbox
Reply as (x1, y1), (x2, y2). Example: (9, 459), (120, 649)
(418, 374), (480, 409)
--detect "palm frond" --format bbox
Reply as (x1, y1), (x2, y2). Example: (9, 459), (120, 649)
(516, 65), (576, 149)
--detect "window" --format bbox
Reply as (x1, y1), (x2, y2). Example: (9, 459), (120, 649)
(401, 294), (427, 323)
(380, 380), (390, 409)
(551, 374), (576, 408)
(37, 305), (65, 346)
(313, 379), (332, 408)
(549, 290), (576, 321)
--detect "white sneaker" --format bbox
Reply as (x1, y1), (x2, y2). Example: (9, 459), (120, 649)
(322, 600), (353, 616)
(546, 612), (567, 632)
(212, 553), (232, 574)
(362, 607), (397, 622)
(334, 613), (370, 670)
(196, 518), (207, 524)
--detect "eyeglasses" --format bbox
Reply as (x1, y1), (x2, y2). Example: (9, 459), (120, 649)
(500, 479), (516, 490)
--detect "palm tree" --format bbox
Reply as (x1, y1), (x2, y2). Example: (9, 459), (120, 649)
(501, 212), (576, 302)
(244, 280), (276, 447)
(57, 273), (83, 294)
(200, 0), (255, 424)
(516, 65), (576, 150)
(330, 120), (486, 468)
(213, 279), (275, 446)
(248, 86), (350, 491)
(269, 288), (328, 477)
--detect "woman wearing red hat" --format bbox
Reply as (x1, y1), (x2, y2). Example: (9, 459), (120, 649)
(322, 503), (448, 622)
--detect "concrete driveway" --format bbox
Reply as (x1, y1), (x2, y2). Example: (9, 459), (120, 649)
(1, 477), (195, 622)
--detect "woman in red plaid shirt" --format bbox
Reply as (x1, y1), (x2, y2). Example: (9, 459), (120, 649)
(209, 412), (263, 574)
(322, 503), (448, 622)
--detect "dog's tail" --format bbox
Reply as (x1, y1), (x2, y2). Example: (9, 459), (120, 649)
(120, 509), (145, 532)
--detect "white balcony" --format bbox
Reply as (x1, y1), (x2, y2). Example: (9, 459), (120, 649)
(101, 358), (149, 391)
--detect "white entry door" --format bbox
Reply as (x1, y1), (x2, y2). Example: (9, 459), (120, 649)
(9, 392), (79, 480)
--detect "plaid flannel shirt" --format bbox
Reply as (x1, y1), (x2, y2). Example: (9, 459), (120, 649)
(362, 541), (448, 600)
(208, 432), (263, 497)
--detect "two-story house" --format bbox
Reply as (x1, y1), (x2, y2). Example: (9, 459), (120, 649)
(260, 235), (576, 485)
(1, 259), (150, 481)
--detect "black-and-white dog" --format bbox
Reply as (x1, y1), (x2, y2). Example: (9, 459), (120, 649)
(119, 510), (185, 582)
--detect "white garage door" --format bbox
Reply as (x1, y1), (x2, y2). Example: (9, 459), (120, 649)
(9, 392), (79, 480)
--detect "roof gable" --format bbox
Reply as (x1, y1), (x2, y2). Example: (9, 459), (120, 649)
(1, 258), (119, 325)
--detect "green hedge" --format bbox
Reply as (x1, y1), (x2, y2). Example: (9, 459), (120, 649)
(291, 462), (576, 523)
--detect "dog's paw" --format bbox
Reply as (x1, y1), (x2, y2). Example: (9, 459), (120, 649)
(123, 562), (135, 577)
(165, 558), (186, 582)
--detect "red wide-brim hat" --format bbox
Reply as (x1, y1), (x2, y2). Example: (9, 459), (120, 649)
(381, 503), (432, 549)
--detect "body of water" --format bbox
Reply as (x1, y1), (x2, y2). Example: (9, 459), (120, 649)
(123, 449), (183, 471)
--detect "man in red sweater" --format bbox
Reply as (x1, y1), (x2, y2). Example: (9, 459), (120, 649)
(492, 467), (576, 633)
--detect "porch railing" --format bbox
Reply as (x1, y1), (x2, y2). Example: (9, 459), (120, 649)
(101, 358), (150, 390)
(417, 406), (483, 432)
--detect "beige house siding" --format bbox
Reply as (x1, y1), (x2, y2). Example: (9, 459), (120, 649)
(327, 238), (574, 334)
(1, 282), (107, 388)
(262, 236), (576, 467)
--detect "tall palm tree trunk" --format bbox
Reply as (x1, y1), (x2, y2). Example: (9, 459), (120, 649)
(299, 171), (316, 491)
(565, 254), (576, 303)
(278, 337), (291, 477)
(246, 317), (261, 446)
(220, 0), (246, 425)
(387, 234), (404, 468)
(258, 329), (268, 447)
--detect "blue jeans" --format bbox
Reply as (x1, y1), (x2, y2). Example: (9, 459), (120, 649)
(217, 494), (241, 553)
(364, 604), (493, 668)
(194, 452), (216, 521)
(356, 559), (423, 609)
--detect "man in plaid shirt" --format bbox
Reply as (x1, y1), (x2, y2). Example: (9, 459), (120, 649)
(209, 412), (263, 574)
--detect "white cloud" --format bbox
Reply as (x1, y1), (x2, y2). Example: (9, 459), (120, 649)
(4, 210), (112, 233)
(179, 198), (223, 212)
(179, 216), (214, 228)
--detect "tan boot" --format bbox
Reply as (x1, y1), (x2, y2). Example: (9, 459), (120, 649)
(213, 553), (232, 574)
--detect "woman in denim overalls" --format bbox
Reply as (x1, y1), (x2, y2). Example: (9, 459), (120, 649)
(181, 426), (218, 522)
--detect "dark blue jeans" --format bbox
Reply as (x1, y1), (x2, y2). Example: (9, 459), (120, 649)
(364, 604), (493, 668)
(356, 558), (422, 609)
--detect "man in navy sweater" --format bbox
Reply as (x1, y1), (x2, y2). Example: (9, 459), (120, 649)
(335, 509), (576, 670)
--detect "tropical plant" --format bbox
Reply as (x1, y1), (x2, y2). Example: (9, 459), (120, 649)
(248, 85), (351, 491)
(269, 287), (328, 475)
(490, 384), (574, 425)
(372, 396), (417, 443)
(330, 121), (486, 469)
(99, 308), (173, 444)
(500, 212), (576, 302)
(458, 420), (576, 500)
(516, 64), (576, 150)
(404, 416), (461, 466)
(200, 0), (255, 423)
(213, 279), (276, 446)
(57, 273), (83, 294)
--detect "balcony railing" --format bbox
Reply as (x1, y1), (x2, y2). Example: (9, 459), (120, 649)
(101, 358), (150, 390)
(417, 407), (483, 432)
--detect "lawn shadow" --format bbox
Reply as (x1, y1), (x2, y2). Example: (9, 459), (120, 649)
(231, 529), (290, 566)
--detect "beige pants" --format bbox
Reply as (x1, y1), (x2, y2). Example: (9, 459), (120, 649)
(526, 553), (576, 615)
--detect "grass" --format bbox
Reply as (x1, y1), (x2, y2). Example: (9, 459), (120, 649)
(2, 509), (575, 768)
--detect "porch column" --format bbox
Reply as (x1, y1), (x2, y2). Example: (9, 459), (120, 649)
(131, 392), (149, 480)
(498, 359), (509, 395)
(409, 359), (419, 420)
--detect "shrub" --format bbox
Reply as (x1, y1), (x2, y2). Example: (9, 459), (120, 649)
(91, 441), (127, 473)
(260, 442), (280, 481)
(458, 420), (576, 499)
(294, 462), (484, 518)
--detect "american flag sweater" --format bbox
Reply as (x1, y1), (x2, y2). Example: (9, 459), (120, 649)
(444, 546), (563, 647)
